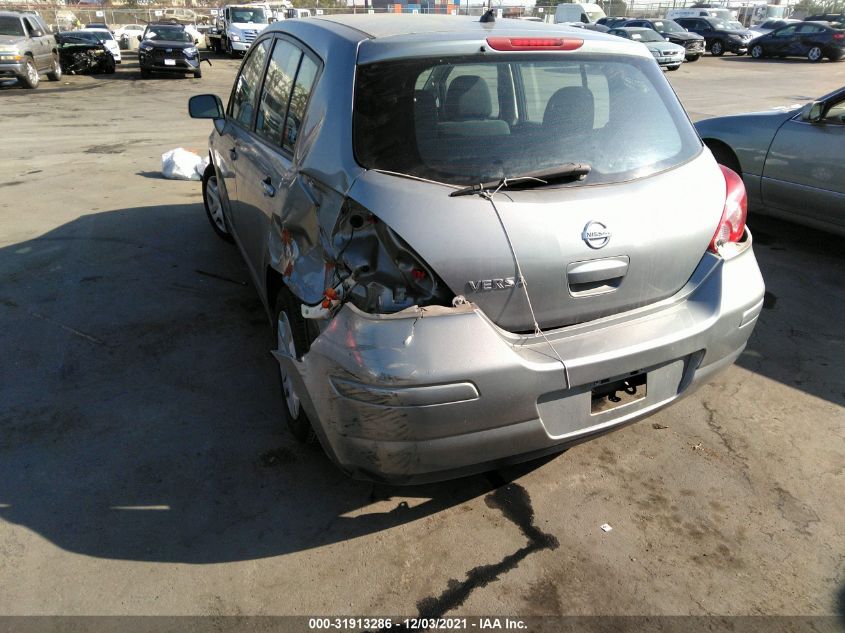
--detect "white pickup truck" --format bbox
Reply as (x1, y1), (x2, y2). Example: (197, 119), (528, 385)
(205, 3), (271, 57)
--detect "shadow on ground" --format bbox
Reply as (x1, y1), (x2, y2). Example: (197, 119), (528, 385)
(736, 213), (845, 407)
(0, 203), (551, 564)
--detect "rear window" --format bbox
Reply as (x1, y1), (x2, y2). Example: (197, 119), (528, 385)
(353, 55), (701, 187)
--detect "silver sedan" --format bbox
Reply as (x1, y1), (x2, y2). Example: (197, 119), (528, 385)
(696, 87), (845, 235)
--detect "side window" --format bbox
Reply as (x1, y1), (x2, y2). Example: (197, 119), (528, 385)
(823, 98), (845, 125)
(22, 18), (35, 36)
(229, 38), (271, 127)
(776, 25), (797, 36)
(282, 54), (318, 151)
(255, 39), (301, 146)
(797, 24), (823, 34)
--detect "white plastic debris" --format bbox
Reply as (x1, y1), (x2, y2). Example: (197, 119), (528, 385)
(600, 523), (613, 532)
(161, 148), (209, 181)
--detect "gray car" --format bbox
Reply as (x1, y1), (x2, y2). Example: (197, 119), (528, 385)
(609, 26), (687, 69)
(0, 11), (62, 88)
(188, 15), (765, 483)
(696, 87), (845, 236)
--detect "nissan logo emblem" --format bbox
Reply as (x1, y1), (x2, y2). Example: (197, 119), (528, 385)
(582, 221), (611, 249)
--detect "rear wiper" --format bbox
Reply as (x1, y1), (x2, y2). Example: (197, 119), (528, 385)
(449, 163), (591, 197)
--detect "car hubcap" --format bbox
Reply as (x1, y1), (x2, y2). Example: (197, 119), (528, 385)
(205, 176), (227, 233)
(27, 63), (37, 83)
(712, 43), (721, 54)
(53, 58), (61, 77)
(809, 48), (821, 60)
(752, 46), (761, 57)
(276, 312), (301, 419)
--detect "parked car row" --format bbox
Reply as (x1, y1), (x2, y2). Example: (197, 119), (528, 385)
(597, 13), (844, 62)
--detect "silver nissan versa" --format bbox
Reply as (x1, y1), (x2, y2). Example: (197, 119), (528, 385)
(188, 14), (765, 483)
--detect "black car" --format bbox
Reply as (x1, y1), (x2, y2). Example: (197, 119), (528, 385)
(674, 16), (754, 55)
(56, 31), (116, 74)
(596, 16), (632, 28)
(804, 13), (844, 27)
(138, 23), (202, 79)
(624, 18), (706, 60)
(749, 21), (845, 61)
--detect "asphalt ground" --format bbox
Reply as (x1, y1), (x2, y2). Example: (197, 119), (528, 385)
(0, 47), (843, 625)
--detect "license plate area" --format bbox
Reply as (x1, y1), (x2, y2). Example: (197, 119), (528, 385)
(591, 373), (647, 414)
(164, 59), (176, 66)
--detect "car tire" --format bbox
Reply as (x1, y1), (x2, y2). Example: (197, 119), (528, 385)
(104, 57), (116, 74)
(750, 44), (764, 58)
(193, 68), (202, 79)
(274, 288), (318, 444)
(46, 54), (62, 81)
(140, 67), (150, 78)
(710, 40), (724, 56)
(667, 64), (680, 71)
(19, 57), (39, 89)
(807, 46), (823, 62)
(202, 164), (234, 243)
(686, 54), (701, 62)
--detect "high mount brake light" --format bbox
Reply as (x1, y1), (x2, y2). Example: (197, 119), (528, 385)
(709, 165), (747, 254)
(485, 37), (584, 51)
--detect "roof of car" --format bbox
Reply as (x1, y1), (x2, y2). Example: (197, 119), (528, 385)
(613, 26), (652, 32)
(303, 14), (607, 41)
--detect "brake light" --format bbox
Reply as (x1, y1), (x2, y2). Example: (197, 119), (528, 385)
(486, 36), (584, 51)
(709, 165), (747, 253)
(833, 31), (845, 40)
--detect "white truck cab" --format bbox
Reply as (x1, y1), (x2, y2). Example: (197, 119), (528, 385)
(553, 3), (606, 25)
(665, 7), (736, 21)
(209, 3), (271, 56)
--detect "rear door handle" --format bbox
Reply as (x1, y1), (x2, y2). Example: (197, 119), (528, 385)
(261, 177), (275, 198)
(567, 256), (629, 285)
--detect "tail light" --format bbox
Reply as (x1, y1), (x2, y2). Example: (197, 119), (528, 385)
(833, 32), (845, 40)
(325, 199), (453, 314)
(709, 165), (747, 254)
(486, 37), (584, 51)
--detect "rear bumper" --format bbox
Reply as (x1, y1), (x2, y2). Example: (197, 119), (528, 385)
(277, 233), (765, 484)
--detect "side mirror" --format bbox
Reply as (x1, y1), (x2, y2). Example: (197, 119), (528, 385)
(137, 34), (142, 41)
(189, 94), (225, 120)
(802, 101), (824, 123)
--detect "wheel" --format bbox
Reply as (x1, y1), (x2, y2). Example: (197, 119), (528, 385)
(274, 289), (319, 443)
(202, 164), (234, 242)
(751, 44), (764, 59)
(18, 57), (39, 89)
(705, 140), (742, 175)
(666, 64), (680, 71)
(807, 46), (823, 62)
(140, 67), (150, 78)
(193, 68), (202, 79)
(710, 40), (724, 56)
(104, 57), (116, 74)
(46, 54), (62, 81)
(686, 54), (700, 62)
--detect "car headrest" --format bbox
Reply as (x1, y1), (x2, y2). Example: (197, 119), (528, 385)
(444, 75), (492, 120)
(543, 86), (595, 136)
